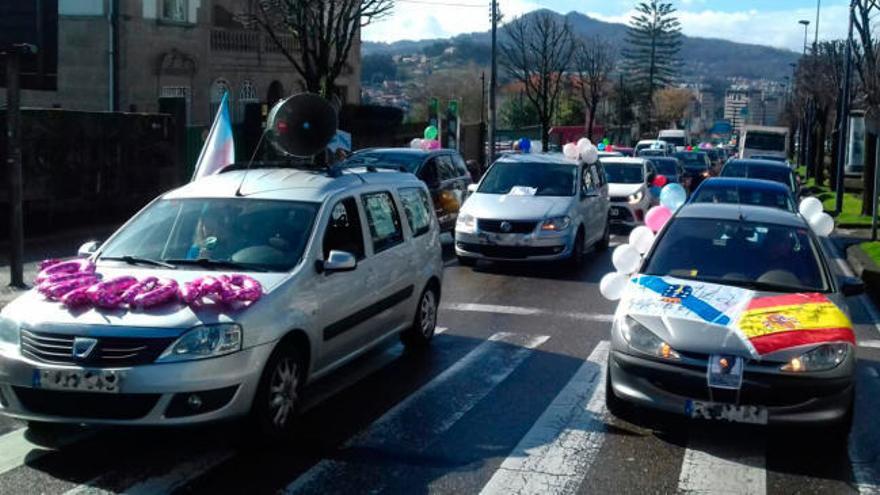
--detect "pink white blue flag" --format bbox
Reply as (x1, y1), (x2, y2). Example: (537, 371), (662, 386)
(192, 92), (235, 181)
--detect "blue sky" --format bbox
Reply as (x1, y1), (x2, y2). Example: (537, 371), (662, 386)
(362, 0), (851, 52)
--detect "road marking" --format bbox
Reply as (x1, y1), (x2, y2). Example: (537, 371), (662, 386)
(283, 331), (550, 494)
(860, 340), (880, 349)
(678, 434), (766, 494)
(0, 426), (90, 477)
(63, 449), (234, 495)
(443, 302), (614, 322)
(480, 341), (610, 495)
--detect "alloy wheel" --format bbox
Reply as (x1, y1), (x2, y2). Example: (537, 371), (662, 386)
(268, 357), (300, 429)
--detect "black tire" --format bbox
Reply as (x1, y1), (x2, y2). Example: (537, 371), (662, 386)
(24, 421), (69, 447)
(401, 286), (439, 349)
(826, 395), (854, 449)
(250, 342), (306, 440)
(567, 231), (585, 269)
(457, 256), (477, 267)
(596, 220), (611, 252)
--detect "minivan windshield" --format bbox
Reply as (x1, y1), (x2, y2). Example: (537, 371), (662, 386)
(478, 162), (577, 196)
(100, 198), (319, 272)
(603, 163), (645, 184)
(643, 217), (827, 292)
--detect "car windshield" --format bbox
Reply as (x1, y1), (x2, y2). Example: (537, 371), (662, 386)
(603, 163), (645, 184)
(691, 184), (795, 212)
(478, 162), (577, 196)
(721, 162), (795, 191)
(343, 152), (424, 172)
(744, 132), (786, 151)
(643, 217), (827, 292)
(674, 153), (708, 170)
(100, 198), (319, 272)
(652, 160), (678, 175)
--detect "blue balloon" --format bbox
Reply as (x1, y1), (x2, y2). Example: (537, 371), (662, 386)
(650, 186), (662, 198)
(660, 183), (687, 211)
(598, 143), (606, 151)
(519, 138), (531, 153)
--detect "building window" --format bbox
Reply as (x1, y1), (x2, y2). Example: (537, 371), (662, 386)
(162, 0), (187, 22)
(237, 80), (259, 123)
(160, 86), (191, 125)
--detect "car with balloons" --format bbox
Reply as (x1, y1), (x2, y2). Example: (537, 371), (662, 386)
(600, 195), (858, 435)
(690, 178), (796, 213)
(601, 157), (686, 232)
(455, 140), (610, 267)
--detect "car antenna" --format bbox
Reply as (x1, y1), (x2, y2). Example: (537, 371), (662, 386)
(234, 130), (271, 197)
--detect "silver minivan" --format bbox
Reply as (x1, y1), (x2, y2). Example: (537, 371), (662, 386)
(0, 167), (443, 437)
(454, 153), (610, 267)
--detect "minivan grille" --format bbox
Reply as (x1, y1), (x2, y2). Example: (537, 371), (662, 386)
(20, 329), (175, 367)
(478, 219), (538, 234)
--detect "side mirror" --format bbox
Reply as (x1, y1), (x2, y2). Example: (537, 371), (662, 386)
(841, 276), (865, 297)
(467, 184), (478, 194)
(320, 250), (357, 274)
(77, 240), (100, 257)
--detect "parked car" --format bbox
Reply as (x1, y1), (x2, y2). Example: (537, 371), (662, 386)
(601, 157), (657, 231)
(648, 157), (684, 185)
(673, 151), (713, 191)
(719, 159), (801, 198)
(690, 177), (796, 212)
(0, 167), (444, 436)
(606, 202), (862, 437)
(342, 148), (473, 234)
(455, 153), (610, 267)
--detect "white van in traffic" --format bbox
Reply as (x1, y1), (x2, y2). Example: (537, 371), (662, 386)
(658, 129), (688, 150)
(739, 125), (789, 161)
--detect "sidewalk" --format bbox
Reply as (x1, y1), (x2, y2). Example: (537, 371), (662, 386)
(0, 225), (118, 309)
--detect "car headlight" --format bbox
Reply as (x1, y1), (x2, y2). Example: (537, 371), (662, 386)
(628, 190), (644, 204)
(541, 215), (572, 231)
(157, 323), (242, 363)
(621, 317), (680, 360)
(456, 213), (476, 233)
(0, 316), (19, 345)
(781, 343), (849, 372)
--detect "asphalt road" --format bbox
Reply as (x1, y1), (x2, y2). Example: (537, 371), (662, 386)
(1, 235), (880, 494)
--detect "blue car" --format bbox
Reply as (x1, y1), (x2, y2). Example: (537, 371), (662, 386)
(689, 177), (796, 213)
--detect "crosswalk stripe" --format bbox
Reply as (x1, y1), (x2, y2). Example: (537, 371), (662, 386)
(63, 449), (234, 495)
(479, 340), (610, 495)
(443, 302), (613, 322)
(282, 331), (550, 494)
(678, 433), (766, 494)
(0, 426), (90, 477)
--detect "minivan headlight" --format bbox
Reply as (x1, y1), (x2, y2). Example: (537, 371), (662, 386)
(781, 343), (849, 372)
(456, 213), (476, 233)
(0, 316), (19, 345)
(621, 317), (680, 360)
(628, 190), (644, 204)
(158, 323), (242, 362)
(541, 216), (572, 231)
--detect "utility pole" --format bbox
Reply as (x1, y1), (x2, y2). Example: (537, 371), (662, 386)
(834, 0), (856, 215)
(814, 0), (821, 53)
(488, 0), (498, 165)
(4, 45), (30, 288)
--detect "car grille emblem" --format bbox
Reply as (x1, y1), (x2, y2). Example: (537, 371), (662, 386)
(72, 337), (98, 359)
(500, 221), (512, 233)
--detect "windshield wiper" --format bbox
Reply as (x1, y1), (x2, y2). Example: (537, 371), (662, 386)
(163, 258), (269, 273)
(102, 255), (177, 269)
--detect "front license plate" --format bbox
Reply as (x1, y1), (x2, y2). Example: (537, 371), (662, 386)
(32, 368), (124, 393)
(686, 400), (768, 425)
(609, 208), (620, 217)
(707, 355), (743, 390)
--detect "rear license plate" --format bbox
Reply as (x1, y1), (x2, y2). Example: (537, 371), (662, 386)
(32, 368), (124, 394)
(686, 400), (768, 425)
(707, 355), (743, 390)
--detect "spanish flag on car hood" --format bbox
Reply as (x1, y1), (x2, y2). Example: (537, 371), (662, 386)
(737, 293), (854, 355)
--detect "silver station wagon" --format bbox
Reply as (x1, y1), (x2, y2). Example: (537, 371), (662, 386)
(454, 153), (611, 267)
(0, 167), (443, 437)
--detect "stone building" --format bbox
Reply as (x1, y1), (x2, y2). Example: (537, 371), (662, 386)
(0, 0), (362, 126)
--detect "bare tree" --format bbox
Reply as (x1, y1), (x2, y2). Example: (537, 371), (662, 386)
(500, 12), (575, 149)
(853, 0), (879, 215)
(239, 0), (394, 98)
(572, 36), (614, 140)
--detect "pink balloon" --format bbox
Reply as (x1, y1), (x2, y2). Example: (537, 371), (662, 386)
(45, 274), (100, 300)
(61, 286), (93, 308)
(35, 259), (95, 284)
(645, 205), (673, 233)
(427, 139), (441, 150)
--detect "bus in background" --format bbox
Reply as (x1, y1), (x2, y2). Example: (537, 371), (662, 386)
(658, 129), (688, 150)
(739, 125), (789, 161)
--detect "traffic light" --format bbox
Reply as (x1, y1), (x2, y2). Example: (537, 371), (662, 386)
(428, 97), (440, 129)
(446, 99), (460, 150)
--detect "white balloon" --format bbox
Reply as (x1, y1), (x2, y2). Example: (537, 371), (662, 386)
(600, 272), (630, 301)
(811, 212), (835, 237)
(629, 226), (656, 255)
(577, 137), (592, 155)
(798, 196), (823, 221)
(581, 144), (599, 164)
(612, 243), (642, 274)
(563, 143), (579, 159)
(410, 138), (423, 149)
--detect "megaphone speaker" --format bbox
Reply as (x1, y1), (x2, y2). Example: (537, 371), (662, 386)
(266, 93), (338, 158)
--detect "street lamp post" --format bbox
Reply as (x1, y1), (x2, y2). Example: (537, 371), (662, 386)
(814, 0), (821, 52)
(799, 20), (811, 56)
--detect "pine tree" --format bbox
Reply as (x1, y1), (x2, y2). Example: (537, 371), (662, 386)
(622, 1), (682, 130)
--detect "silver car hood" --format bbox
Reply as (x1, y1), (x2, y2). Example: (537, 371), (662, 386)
(461, 192), (570, 220)
(2, 266), (289, 331)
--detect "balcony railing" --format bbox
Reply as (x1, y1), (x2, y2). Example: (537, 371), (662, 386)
(211, 29), (298, 57)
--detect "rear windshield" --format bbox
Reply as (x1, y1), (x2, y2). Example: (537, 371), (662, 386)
(674, 153), (708, 170)
(721, 162), (795, 191)
(643, 218), (828, 292)
(744, 132), (786, 152)
(343, 152), (424, 173)
(652, 160), (679, 175)
(478, 162), (577, 196)
(691, 183), (795, 212)
(603, 163), (645, 184)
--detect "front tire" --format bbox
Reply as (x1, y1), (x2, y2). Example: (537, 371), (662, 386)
(250, 343), (305, 440)
(605, 364), (630, 419)
(567, 231), (585, 269)
(401, 286), (439, 349)
(596, 220), (611, 252)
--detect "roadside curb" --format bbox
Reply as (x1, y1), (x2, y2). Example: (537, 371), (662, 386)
(846, 243), (880, 306)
